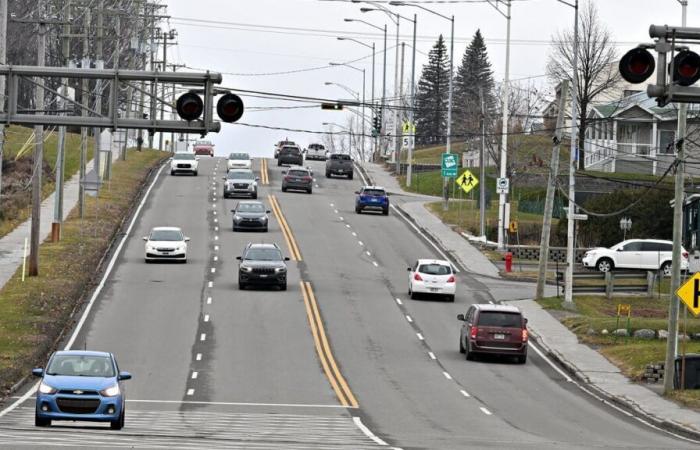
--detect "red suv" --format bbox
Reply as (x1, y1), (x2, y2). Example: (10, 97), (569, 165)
(458, 304), (528, 363)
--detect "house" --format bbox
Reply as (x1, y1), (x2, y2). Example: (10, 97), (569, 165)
(583, 91), (700, 175)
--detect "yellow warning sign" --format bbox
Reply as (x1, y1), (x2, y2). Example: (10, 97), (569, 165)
(455, 170), (479, 194)
(676, 273), (700, 317)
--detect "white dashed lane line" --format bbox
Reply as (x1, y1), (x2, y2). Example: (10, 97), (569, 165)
(405, 315), (413, 323)
(208, 281), (213, 288)
(204, 315), (210, 322)
(213, 256), (218, 262)
(372, 261), (379, 267)
(214, 236), (219, 241)
(443, 372), (452, 380)
(416, 333), (424, 341)
(351, 232), (357, 237)
(200, 333), (206, 342)
(480, 407), (492, 416)
(192, 372), (199, 380)
(366, 251), (371, 256)
(460, 390), (470, 398)
(214, 245), (219, 251)
(358, 241), (364, 246)
(211, 268), (216, 273)
(196, 353), (202, 361)
(186, 389), (195, 396)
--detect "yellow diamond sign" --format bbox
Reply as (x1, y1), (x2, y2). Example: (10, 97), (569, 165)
(675, 272), (700, 317)
(455, 170), (479, 194)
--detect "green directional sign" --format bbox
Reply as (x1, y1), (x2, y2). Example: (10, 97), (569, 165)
(441, 153), (458, 177)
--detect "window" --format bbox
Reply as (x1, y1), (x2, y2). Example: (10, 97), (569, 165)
(417, 264), (452, 275)
(229, 153), (249, 160)
(174, 153), (195, 160)
(621, 242), (643, 252)
(288, 170), (308, 176)
(477, 312), (523, 328)
(245, 248), (282, 261)
(150, 229), (183, 241)
(362, 189), (386, 197)
(237, 203), (265, 213)
(659, 130), (675, 154)
(331, 154), (351, 160)
(47, 355), (115, 377)
(227, 171), (254, 180)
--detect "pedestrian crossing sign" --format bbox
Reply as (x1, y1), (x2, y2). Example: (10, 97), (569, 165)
(455, 170), (479, 194)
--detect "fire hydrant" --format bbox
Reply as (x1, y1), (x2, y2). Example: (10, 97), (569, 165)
(504, 252), (513, 273)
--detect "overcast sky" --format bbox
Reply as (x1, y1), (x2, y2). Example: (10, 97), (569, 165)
(164, 0), (698, 157)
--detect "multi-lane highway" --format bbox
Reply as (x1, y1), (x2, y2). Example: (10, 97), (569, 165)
(0, 156), (696, 449)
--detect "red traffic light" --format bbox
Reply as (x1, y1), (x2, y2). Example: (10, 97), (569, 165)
(619, 48), (655, 84)
(217, 93), (244, 123)
(176, 92), (204, 121)
(672, 50), (700, 87)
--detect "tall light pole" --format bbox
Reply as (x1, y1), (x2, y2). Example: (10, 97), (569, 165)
(390, 1), (453, 210)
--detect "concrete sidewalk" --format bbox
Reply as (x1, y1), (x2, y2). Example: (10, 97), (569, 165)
(358, 161), (700, 439)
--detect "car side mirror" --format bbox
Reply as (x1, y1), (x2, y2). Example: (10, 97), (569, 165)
(236, 256), (242, 260)
(195, 156), (200, 161)
(142, 236), (148, 241)
(266, 210), (271, 214)
(118, 371), (132, 381)
(407, 267), (412, 271)
(284, 257), (290, 261)
(255, 177), (260, 181)
(524, 318), (528, 325)
(457, 314), (465, 321)
(617, 248), (623, 252)
(184, 237), (190, 242)
(354, 191), (360, 195)
(32, 368), (44, 377)
(222, 176), (227, 180)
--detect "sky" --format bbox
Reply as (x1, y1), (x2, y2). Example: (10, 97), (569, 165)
(163, 0), (698, 157)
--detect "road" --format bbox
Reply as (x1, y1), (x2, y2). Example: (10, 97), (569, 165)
(0, 156), (695, 449)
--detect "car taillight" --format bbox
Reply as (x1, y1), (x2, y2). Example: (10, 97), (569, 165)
(303, 176), (312, 181)
(683, 251), (689, 259)
(522, 328), (528, 342)
(470, 326), (478, 340)
(284, 176), (291, 181)
(447, 275), (455, 283)
(414, 273), (423, 281)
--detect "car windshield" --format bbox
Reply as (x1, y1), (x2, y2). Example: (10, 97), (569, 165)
(150, 229), (183, 241)
(244, 248), (282, 261)
(331, 154), (351, 160)
(362, 189), (385, 196)
(418, 264), (451, 275)
(282, 147), (300, 154)
(174, 153), (195, 160)
(46, 355), (115, 377)
(309, 144), (324, 150)
(229, 153), (249, 160)
(237, 203), (265, 213)
(478, 312), (522, 328)
(288, 170), (308, 176)
(227, 171), (254, 180)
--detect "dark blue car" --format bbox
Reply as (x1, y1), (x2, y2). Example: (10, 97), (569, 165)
(355, 186), (389, 215)
(33, 350), (131, 429)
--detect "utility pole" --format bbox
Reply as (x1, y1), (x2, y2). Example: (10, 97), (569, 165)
(406, 14), (417, 187)
(536, 80), (568, 299)
(29, 0), (47, 277)
(497, 0), (512, 247)
(664, 0), (688, 395)
(395, 41), (405, 175)
(0, 0), (7, 214)
(380, 23), (387, 161)
(94, 0), (104, 182)
(442, 14), (455, 212)
(158, 29), (169, 152)
(479, 87), (487, 238)
(52, 0), (71, 242)
(79, 8), (90, 218)
(392, 14), (399, 170)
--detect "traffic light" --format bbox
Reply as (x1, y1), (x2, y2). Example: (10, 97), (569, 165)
(321, 103), (343, 110)
(672, 50), (700, 87)
(619, 48), (656, 84)
(217, 93), (245, 123)
(372, 111), (382, 136)
(176, 92), (204, 121)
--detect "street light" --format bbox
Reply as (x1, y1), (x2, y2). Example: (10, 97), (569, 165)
(329, 62), (366, 162)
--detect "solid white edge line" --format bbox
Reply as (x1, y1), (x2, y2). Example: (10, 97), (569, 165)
(416, 333), (424, 340)
(1, 164), (169, 418)
(428, 352), (436, 360)
(352, 416), (390, 446)
(124, 399), (355, 408)
(395, 298), (403, 305)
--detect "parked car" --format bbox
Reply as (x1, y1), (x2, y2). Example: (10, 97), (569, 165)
(306, 143), (328, 161)
(582, 239), (688, 276)
(223, 169), (259, 199)
(355, 186), (389, 215)
(232, 201), (270, 232)
(32, 350), (132, 429)
(408, 259), (456, 302)
(282, 166), (313, 194)
(278, 145), (304, 166)
(193, 140), (214, 157)
(143, 227), (189, 263)
(458, 304), (528, 363)
(325, 153), (353, 179)
(170, 153), (199, 176)
(236, 242), (289, 290)
(227, 152), (252, 172)
(274, 139), (296, 159)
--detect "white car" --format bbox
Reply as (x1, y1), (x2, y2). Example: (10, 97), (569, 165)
(582, 239), (688, 276)
(407, 259), (456, 302)
(306, 143), (327, 161)
(170, 153), (199, 176)
(227, 152), (252, 171)
(143, 227), (189, 263)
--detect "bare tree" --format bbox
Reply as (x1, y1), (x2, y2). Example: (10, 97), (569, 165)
(546, 1), (621, 170)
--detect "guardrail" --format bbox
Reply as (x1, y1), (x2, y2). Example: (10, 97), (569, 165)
(559, 270), (657, 299)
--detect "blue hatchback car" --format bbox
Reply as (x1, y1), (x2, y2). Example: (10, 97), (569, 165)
(355, 186), (389, 215)
(32, 350), (132, 429)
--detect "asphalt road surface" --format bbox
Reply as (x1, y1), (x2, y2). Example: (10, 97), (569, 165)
(0, 156), (696, 449)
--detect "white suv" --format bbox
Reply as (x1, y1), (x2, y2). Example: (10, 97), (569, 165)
(170, 153), (199, 176)
(227, 152), (252, 172)
(582, 239), (688, 276)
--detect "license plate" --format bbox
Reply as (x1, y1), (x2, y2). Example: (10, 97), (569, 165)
(494, 333), (505, 340)
(429, 287), (439, 292)
(259, 274), (267, 278)
(371, 198), (379, 202)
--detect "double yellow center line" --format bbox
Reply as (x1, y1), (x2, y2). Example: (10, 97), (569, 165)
(268, 194), (302, 261)
(259, 158), (269, 185)
(301, 281), (358, 408)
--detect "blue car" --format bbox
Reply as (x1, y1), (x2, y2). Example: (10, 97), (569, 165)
(355, 186), (389, 215)
(32, 350), (132, 429)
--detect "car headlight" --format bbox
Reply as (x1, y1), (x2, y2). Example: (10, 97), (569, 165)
(146, 244), (156, 251)
(248, 184), (255, 191)
(38, 381), (57, 395)
(234, 214), (242, 221)
(100, 384), (120, 397)
(275, 267), (287, 273)
(241, 266), (253, 273)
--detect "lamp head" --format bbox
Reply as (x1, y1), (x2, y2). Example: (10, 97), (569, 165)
(360, 7), (374, 13)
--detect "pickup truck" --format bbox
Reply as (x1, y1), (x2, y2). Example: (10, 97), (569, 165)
(325, 153), (353, 179)
(306, 143), (328, 161)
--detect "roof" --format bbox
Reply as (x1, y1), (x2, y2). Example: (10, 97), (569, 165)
(591, 91), (700, 120)
(245, 242), (281, 249)
(151, 226), (182, 231)
(474, 304), (522, 314)
(54, 350), (112, 357)
(362, 185), (385, 190)
(237, 200), (264, 205)
(417, 259), (451, 265)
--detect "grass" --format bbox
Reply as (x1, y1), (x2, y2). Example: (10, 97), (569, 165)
(0, 149), (168, 396)
(537, 294), (700, 409)
(0, 125), (95, 238)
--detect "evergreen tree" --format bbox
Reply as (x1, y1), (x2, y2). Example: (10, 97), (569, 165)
(452, 30), (496, 140)
(415, 35), (450, 146)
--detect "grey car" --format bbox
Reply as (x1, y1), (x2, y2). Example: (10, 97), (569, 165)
(232, 201), (270, 232)
(223, 169), (259, 199)
(281, 166), (313, 194)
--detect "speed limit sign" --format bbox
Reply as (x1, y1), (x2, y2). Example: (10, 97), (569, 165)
(496, 177), (509, 194)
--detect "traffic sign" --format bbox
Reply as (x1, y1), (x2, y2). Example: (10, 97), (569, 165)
(496, 177), (509, 194)
(441, 153), (458, 177)
(676, 273), (700, 317)
(402, 121), (416, 134)
(455, 170), (479, 194)
(568, 213), (589, 221)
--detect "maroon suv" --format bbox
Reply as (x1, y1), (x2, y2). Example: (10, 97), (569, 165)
(458, 304), (528, 363)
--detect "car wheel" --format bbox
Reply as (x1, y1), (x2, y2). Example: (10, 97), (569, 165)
(239, 282), (246, 290)
(447, 294), (455, 302)
(282, 187), (287, 192)
(465, 344), (475, 361)
(144, 258), (150, 264)
(193, 171), (198, 176)
(277, 160), (282, 166)
(307, 188), (312, 194)
(459, 337), (465, 354)
(382, 208), (389, 216)
(596, 258), (614, 273)
(348, 173), (353, 180)
(35, 414), (51, 427)
(325, 171), (331, 178)
(355, 206), (362, 214)
(280, 283), (287, 291)
(661, 261), (672, 277)
(182, 258), (187, 264)
(409, 287), (416, 300)
(516, 354), (527, 364)
(252, 192), (258, 199)
(264, 226), (269, 232)
(110, 409), (124, 430)
(170, 170), (175, 175)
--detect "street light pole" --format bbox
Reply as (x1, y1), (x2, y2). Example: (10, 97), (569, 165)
(327, 64), (365, 161)
(498, 0), (512, 247)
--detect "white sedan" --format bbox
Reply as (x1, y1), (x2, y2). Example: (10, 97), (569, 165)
(407, 259), (456, 302)
(143, 227), (189, 263)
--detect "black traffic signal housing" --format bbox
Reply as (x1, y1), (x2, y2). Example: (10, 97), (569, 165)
(619, 48), (656, 84)
(176, 91), (245, 123)
(321, 103), (343, 110)
(672, 50), (700, 87)
(217, 93), (245, 123)
(175, 92), (204, 121)
(372, 111), (382, 136)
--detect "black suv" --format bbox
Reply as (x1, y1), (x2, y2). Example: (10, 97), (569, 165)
(277, 145), (303, 166)
(236, 243), (289, 290)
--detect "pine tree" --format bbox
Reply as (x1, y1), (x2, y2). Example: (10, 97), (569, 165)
(452, 30), (496, 140)
(415, 35), (450, 146)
